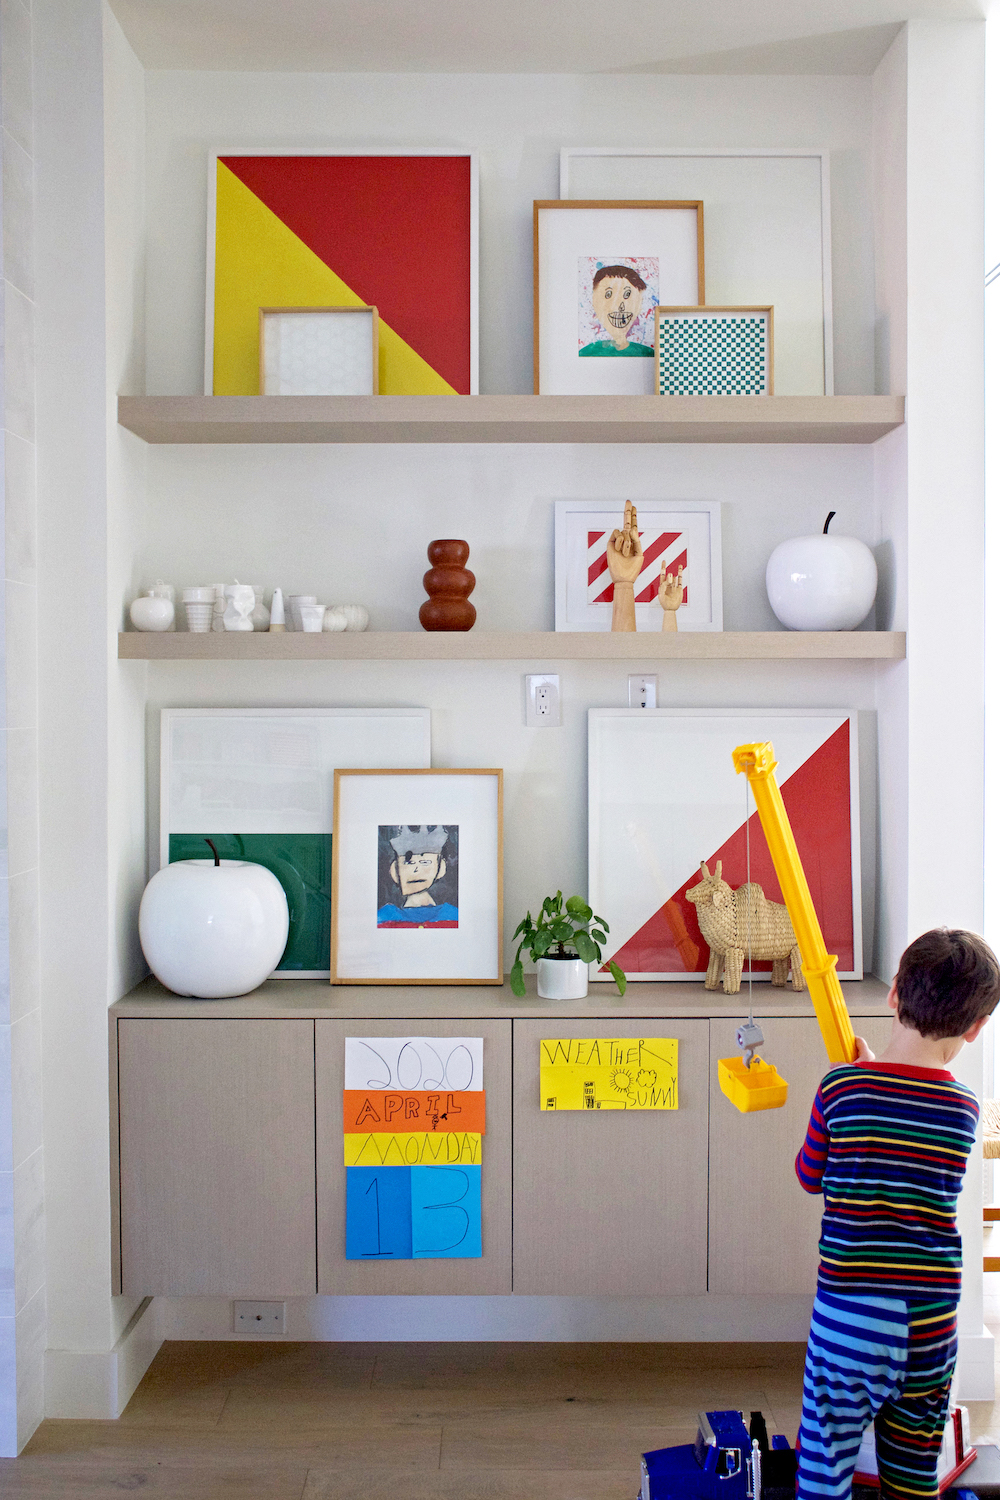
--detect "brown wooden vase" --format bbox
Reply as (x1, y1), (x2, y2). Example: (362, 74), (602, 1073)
(419, 539), (476, 631)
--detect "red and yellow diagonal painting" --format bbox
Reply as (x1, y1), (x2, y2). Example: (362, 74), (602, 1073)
(212, 155), (473, 395)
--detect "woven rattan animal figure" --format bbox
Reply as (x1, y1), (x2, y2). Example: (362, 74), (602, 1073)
(685, 860), (804, 995)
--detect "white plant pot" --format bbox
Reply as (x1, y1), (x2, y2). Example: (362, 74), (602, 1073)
(536, 956), (589, 1001)
(139, 858), (290, 998)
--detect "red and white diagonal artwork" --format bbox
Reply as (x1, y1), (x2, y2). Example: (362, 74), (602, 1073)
(587, 530), (689, 606)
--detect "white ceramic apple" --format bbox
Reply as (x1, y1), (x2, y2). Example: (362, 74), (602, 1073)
(765, 512), (878, 631)
(129, 594), (175, 632)
(139, 840), (289, 998)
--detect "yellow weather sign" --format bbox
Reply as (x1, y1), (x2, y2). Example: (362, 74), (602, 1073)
(539, 1038), (678, 1111)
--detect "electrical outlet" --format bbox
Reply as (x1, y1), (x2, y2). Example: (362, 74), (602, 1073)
(525, 674), (561, 727)
(628, 674), (658, 709)
(234, 1300), (286, 1335)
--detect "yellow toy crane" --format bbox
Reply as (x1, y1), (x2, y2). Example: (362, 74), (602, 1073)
(718, 741), (858, 1113)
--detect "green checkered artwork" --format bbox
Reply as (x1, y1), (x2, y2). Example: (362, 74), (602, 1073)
(657, 312), (769, 395)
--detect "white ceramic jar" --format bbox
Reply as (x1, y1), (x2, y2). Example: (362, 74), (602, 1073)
(138, 852), (289, 998)
(536, 955), (589, 1001)
(129, 593), (175, 632)
(765, 512), (878, 631)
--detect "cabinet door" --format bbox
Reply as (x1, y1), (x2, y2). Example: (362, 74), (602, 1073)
(709, 1013), (893, 1294)
(316, 1019), (513, 1293)
(513, 1019), (709, 1295)
(118, 1019), (317, 1296)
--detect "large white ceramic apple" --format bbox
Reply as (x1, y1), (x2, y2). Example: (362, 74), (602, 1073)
(765, 512), (878, 631)
(139, 841), (289, 998)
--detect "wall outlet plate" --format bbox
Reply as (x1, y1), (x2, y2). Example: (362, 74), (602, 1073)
(628, 674), (658, 709)
(525, 674), (561, 727)
(234, 1300), (286, 1334)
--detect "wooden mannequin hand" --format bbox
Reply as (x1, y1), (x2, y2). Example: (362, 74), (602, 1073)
(658, 561), (684, 633)
(607, 502), (644, 586)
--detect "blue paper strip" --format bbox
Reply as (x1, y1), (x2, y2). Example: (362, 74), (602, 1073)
(345, 1166), (412, 1260)
(410, 1165), (482, 1258)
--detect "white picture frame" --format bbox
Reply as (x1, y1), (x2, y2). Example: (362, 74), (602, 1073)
(588, 709), (862, 983)
(332, 769), (503, 986)
(205, 148), (479, 396)
(554, 499), (722, 633)
(159, 708), (431, 978)
(259, 306), (380, 396)
(534, 200), (704, 395)
(560, 148), (833, 396)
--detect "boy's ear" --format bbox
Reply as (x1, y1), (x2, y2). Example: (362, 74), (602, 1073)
(887, 979), (899, 1013)
(389, 859), (399, 888)
(964, 1013), (990, 1045)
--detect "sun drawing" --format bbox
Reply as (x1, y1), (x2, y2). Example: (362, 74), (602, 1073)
(610, 1069), (633, 1094)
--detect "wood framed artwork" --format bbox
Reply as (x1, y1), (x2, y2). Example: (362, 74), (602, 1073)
(588, 710), (861, 984)
(331, 770), (503, 985)
(206, 150), (479, 396)
(560, 148), (833, 394)
(655, 307), (773, 396)
(259, 307), (380, 395)
(554, 499), (722, 633)
(159, 709), (431, 978)
(534, 200), (705, 395)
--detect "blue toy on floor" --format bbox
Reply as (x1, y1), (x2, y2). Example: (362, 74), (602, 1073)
(640, 1410), (795, 1500)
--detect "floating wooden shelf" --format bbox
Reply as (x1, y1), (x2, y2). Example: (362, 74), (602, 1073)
(118, 630), (906, 661)
(118, 394), (905, 446)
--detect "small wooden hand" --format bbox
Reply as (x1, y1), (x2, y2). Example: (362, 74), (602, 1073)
(658, 560), (684, 633)
(607, 501), (643, 631)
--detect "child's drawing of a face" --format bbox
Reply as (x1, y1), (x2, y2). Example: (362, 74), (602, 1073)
(592, 267), (646, 349)
(391, 848), (446, 903)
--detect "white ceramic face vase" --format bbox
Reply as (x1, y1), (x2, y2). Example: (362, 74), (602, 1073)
(138, 856), (290, 998)
(765, 517), (878, 631)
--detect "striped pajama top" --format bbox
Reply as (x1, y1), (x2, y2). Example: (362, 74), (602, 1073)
(795, 1061), (979, 1300)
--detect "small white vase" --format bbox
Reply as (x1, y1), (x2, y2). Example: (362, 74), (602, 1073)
(536, 956), (589, 1001)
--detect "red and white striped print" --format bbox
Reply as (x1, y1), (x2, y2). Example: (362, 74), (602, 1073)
(587, 530), (688, 606)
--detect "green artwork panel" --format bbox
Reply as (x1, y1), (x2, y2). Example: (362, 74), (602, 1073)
(168, 833), (331, 972)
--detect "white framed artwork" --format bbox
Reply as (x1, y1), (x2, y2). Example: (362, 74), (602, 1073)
(554, 499), (722, 632)
(159, 708), (431, 978)
(588, 710), (861, 983)
(259, 306), (379, 395)
(561, 149), (833, 395)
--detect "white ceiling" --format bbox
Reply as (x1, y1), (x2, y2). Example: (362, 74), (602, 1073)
(108, 0), (985, 73)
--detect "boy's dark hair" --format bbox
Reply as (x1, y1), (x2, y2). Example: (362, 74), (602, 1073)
(896, 928), (1000, 1038)
(593, 264), (647, 292)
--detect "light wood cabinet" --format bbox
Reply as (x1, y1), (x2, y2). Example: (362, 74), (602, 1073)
(512, 1019), (710, 1295)
(315, 1019), (514, 1294)
(117, 1019), (317, 1296)
(708, 1014), (893, 1294)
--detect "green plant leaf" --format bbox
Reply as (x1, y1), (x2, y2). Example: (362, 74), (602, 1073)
(593, 915), (610, 932)
(591, 930), (606, 948)
(549, 920), (574, 943)
(565, 896), (592, 920)
(608, 960), (627, 996)
(531, 933), (554, 960)
(510, 959), (526, 997)
(575, 931), (598, 963)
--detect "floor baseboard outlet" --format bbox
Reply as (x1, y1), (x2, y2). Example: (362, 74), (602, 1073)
(44, 1297), (161, 1419)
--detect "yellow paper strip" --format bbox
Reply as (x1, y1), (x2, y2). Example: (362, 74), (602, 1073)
(344, 1131), (483, 1167)
(539, 1038), (678, 1110)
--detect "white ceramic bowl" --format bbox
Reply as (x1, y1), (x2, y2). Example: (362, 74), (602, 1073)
(139, 858), (290, 998)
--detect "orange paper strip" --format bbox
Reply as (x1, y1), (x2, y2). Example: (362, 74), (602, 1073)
(343, 1090), (486, 1135)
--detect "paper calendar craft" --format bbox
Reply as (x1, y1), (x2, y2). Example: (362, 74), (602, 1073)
(344, 1036), (484, 1260)
(540, 1038), (679, 1110)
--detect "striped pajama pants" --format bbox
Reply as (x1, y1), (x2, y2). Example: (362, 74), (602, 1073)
(797, 1291), (958, 1500)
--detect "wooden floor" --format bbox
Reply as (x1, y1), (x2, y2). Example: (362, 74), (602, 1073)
(4, 1340), (811, 1498)
(8, 1338), (1000, 1498)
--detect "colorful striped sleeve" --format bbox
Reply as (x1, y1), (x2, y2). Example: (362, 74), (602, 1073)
(796, 1089), (829, 1194)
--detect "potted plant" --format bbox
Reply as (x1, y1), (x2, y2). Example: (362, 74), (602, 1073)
(510, 892), (626, 1000)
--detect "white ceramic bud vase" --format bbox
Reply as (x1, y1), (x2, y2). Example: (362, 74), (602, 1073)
(139, 841), (289, 998)
(765, 511), (878, 631)
(536, 955), (589, 1001)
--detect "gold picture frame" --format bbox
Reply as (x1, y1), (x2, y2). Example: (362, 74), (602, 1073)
(654, 305), (774, 396)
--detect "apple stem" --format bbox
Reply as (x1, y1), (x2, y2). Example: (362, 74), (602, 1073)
(823, 511), (835, 534)
(205, 838), (221, 867)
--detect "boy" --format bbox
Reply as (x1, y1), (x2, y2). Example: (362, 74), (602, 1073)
(794, 928), (1000, 1500)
